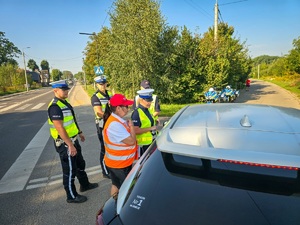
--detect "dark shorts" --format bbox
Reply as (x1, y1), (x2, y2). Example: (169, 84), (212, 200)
(106, 165), (132, 189)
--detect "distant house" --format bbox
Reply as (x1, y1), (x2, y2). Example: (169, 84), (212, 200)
(28, 71), (41, 83)
(40, 70), (50, 86)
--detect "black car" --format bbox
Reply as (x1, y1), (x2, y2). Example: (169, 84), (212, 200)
(97, 104), (300, 225)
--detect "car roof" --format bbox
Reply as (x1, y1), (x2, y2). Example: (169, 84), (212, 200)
(156, 103), (300, 168)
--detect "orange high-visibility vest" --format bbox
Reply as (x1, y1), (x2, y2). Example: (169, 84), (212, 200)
(103, 115), (137, 168)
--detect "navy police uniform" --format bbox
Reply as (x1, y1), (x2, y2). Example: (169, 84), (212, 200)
(91, 76), (112, 178)
(48, 80), (98, 203)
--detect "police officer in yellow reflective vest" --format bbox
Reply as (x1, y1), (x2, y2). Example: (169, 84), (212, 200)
(132, 80), (161, 125)
(131, 89), (157, 157)
(91, 75), (112, 179)
(48, 80), (98, 203)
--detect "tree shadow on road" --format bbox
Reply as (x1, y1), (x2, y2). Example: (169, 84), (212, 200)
(235, 80), (277, 103)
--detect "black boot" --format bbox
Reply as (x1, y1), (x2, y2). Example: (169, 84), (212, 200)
(80, 182), (99, 192)
(67, 194), (87, 203)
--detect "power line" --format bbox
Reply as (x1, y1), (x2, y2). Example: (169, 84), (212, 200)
(183, 0), (214, 21)
(25, 54), (84, 62)
(101, 0), (114, 28)
(219, 0), (248, 6)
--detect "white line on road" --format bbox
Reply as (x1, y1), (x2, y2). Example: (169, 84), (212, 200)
(0, 103), (19, 113)
(0, 89), (52, 113)
(26, 166), (101, 190)
(0, 122), (49, 194)
(15, 103), (32, 110)
(32, 103), (46, 110)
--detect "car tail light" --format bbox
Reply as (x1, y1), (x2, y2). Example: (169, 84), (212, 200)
(218, 159), (299, 171)
(96, 208), (104, 225)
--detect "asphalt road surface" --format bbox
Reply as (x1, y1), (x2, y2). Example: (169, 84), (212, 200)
(235, 79), (300, 110)
(0, 80), (299, 225)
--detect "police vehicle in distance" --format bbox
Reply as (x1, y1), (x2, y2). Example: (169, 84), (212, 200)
(96, 103), (300, 225)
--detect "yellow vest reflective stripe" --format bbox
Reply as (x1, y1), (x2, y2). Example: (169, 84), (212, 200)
(103, 115), (137, 168)
(136, 108), (153, 145)
(48, 99), (79, 139)
(95, 91), (112, 119)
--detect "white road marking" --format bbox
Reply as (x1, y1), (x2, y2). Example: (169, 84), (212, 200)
(26, 166), (101, 190)
(32, 103), (46, 109)
(15, 103), (31, 110)
(0, 89), (52, 113)
(0, 122), (49, 194)
(0, 103), (19, 113)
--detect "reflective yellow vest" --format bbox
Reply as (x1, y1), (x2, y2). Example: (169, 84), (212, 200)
(48, 98), (79, 139)
(94, 91), (112, 119)
(103, 115), (137, 168)
(136, 108), (154, 145)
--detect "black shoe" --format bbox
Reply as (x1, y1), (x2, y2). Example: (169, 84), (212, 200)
(80, 182), (99, 192)
(102, 174), (111, 179)
(67, 194), (87, 203)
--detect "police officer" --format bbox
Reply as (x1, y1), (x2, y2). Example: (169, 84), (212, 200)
(48, 80), (98, 203)
(131, 89), (157, 157)
(91, 75), (112, 179)
(132, 80), (161, 125)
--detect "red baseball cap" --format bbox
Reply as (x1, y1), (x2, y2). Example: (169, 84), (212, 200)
(110, 94), (134, 107)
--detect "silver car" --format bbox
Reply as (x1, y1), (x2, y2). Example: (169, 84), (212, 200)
(97, 103), (300, 225)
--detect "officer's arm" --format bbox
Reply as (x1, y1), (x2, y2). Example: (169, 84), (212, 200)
(94, 105), (104, 118)
(52, 120), (74, 147)
(91, 95), (104, 118)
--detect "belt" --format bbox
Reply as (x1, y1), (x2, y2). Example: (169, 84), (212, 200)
(70, 135), (77, 142)
(95, 118), (103, 124)
(55, 135), (77, 147)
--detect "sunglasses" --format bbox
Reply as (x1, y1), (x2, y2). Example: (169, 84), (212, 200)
(143, 98), (152, 102)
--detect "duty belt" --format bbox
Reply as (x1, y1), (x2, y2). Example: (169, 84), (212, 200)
(55, 135), (77, 147)
(95, 118), (103, 124)
(96, 118), (104, 128)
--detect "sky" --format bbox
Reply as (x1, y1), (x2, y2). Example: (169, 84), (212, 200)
(1, 0), (300, 75)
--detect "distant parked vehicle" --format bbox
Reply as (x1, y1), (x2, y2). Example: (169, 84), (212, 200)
(220, 85), (239, 102)
(204, 87), (221, 103)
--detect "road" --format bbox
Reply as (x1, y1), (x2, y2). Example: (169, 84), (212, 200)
(0, 85), (110, 225)
(0, 80), (299, 225)
(235, 79), (300, 109)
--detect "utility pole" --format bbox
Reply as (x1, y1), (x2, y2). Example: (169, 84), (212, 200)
(22, 47), (30, 92)
(214, 0), (218, 41)
(82, 58), (87, 90)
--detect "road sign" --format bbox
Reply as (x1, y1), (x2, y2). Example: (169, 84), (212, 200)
(94, 66), (104, 75)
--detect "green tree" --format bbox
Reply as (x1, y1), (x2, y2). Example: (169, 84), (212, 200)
(0, 64), (15, 91)
(107, 0), (164, 97)
(83, 27), (112, 85)
(151, 25), (179, 103)
(163, 26), (203, 103)
(74, 71), (84, 83)
(252, 55), (279, 66)
(27, 59), (39, 71)
(0, 32), (21, 66)
(40, 60), (49, 70)
(286, 36), (300, 74)
(51, 69), (62, 81)
(199, 23), (251, 90)
(63, 70), (73, 80)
